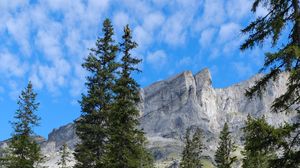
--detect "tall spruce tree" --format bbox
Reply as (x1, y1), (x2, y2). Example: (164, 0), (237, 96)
(103, 25), (153, 168)
(241, 0), (300, 166)
(57, 143), (71, 168)
(3, 82), (43, 168)
(74, 18), (118, 168)
(180, 128), (193, 168)
(180, 128), (204, 168)
(215, 122), (237, 168)
(241, 115), (277, 168)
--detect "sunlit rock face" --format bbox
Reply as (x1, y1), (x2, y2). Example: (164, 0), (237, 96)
(1, 68), (295, 168)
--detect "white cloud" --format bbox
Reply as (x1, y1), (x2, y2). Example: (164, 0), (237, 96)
(0, 0), (260, 100)
(65, 29), (81, 55)
(133, 26), (152, 50)
(160, 13), (186, 46)
(218, 22), (241, 43)
(8, 80), (21, 100)
(29, 71), (43, 90)
(146, 50), (167, 69)
(226, 0), (252, 20)
(0, 0), (29, 11)
(143, 12), (165, 32)
(113, 11), (130, 31)
(255, 4), (269, 17)
(209, 47), (220, 60)
(177, 57), (192, 67)
(6, 13), (31, 55)
(200, 28), (216, 47)
(195, 0), (225, 31)
(36, 29), (63, 62)
(0, 52), (27, 77)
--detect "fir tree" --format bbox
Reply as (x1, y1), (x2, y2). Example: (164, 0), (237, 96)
(104, 25), (153, 168)
(57, 143), (71, 168)
(241, 115), (277, 168)
(180, 128), (204, 168)
(215, 122), (237, 168)
(241, 1), (300, 166)
(3, 82), (44, 168)
(74, 18), (118, 168)
(180, 128), (193, 168)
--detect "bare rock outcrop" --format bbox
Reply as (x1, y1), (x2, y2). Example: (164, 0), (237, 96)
(1, 68), (295, 167)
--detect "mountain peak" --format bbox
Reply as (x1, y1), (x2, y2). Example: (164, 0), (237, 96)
(194, 68), (212, 89)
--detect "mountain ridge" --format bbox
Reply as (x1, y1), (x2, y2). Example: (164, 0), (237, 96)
(1, 68), (295, 167)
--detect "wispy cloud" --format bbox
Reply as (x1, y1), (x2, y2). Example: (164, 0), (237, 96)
(0, 0), (266, 100)
(146, 50), (167, 70)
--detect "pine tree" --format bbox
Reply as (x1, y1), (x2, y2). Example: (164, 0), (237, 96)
(215, 122), (237, 168)
(241, 115), (277, 168)
(180, 128), (193, 168)
(74, 18), (118, 168)
(103, 25), (153, 168)
(57, 143), (71, 168)
(3, 82), (44, 168)
(241, 1), (300, 166)
(180, 128), (204, 168)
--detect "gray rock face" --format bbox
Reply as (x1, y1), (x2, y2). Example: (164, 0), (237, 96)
(1, 68), (295, 167)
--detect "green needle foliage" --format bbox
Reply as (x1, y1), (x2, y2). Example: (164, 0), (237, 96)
(2, 82), (44, 168)
(74, 18), (119, 168)
(242, 0), (300, 114)
(104, 25), (153, 168)
(74, 19), (153, 168)
(180, 127), (204, 168)
(215, 123), (237, 168)
(242, 116), (278, 168)
(241, 0), (300, 166)
(57, 143), (71, 168)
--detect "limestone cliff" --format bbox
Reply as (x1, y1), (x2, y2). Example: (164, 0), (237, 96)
(1, 68), (295, 168)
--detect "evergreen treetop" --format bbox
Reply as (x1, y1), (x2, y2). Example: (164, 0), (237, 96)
(241, 115), (278, 168)
(74, 18), (118, 168)
(3, 82), (44, 168)
(180, 127), (204, 168)
(215, 122), (237, 168)
(104, 24), (153, 168)
(57, 143), (71, 168)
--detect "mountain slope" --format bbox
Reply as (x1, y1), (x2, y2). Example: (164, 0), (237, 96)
(1, 68), (295, 167)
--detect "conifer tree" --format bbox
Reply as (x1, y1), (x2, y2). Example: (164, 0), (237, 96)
(241, 1), (300, 166)
(180, 128), (204, 168)
(3, 82), (44, 168)
(74, 18), (118, 168)
(57, 143), (71, 168)
(104, 25), (153, 168)
(180, 128), (193, 168)
(215, 122), (236, 168)
(241, 116), (277, 168)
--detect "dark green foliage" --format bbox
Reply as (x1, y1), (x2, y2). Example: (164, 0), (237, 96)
(215, 123), (237, 168)
(242, 116), (278, 168)
(180, 128), (204, 168)
(75, 19), (153, 167)
(57, 143), (71, 168)
(74, 18), (119, 168)
(241, 0), (300, 114)
(241, 0), (300, 167)
(103, 25), (153, 168)
(2, 82), (44, 168)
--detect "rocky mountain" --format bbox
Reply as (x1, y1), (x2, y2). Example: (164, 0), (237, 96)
(1, 68), (296, 168)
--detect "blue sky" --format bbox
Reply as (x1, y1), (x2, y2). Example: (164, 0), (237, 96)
(0, 0), (275, 140)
